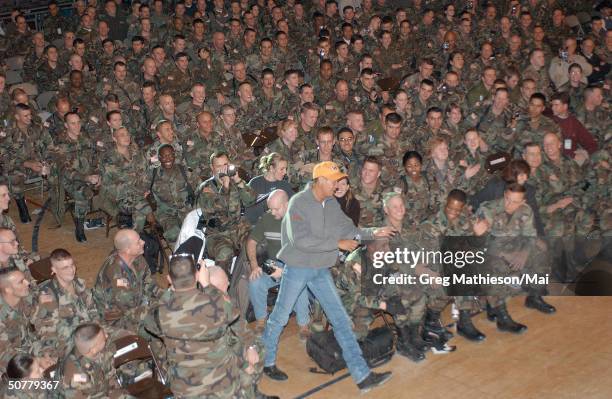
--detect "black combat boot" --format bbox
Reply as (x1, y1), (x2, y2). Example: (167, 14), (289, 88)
(494, 303), (527, 334)
(396, 326), (425, 362)
(485, 302), (496, 321)
(423, 309), (453, 343)
(74, 218), (87, 243)
(409, 324), (430, 352)
(15, 198), (31, 224)
(525, 295), (556, 314)
(255, 387), (280, 399)
(457, 310), (486, 342)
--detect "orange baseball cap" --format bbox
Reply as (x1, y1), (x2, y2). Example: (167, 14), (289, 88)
(313, 161), (347, 181)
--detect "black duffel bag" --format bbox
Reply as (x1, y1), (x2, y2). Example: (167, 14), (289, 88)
(306, 327), (395, 374)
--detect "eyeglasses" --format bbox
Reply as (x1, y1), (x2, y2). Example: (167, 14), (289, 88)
(338, 137), (354, 142)
(0, 239), (17, 244)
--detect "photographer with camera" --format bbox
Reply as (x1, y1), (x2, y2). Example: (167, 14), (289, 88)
(246, 190), (310, 339)
(199, 151), (257, 275)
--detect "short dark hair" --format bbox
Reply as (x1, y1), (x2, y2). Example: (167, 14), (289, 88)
(447, 189), (467, 204)
(168, 255), (196, 289)
(403, 150), (422, 166)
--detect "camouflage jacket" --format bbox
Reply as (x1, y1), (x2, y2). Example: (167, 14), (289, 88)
(33, 278), (98, 358)
(0, 294), (36, 374)
(198, 178), (257, 234)
(144, 286), (255, 398)
(93, 252), (161, 332)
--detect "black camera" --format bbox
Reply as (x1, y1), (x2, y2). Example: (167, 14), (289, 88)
(261, 259), (277, 275)
(196, 215), (222, 230)
(218, 164), (237, 178)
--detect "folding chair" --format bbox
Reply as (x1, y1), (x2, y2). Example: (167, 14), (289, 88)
(5, 69), (22, 85)
(112, 335), (172, 399)
(36, 91), (57, 111)
(28, 257), (53, 284)
(5, 56), (24, 71)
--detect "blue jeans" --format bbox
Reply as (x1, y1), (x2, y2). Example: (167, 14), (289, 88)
(262, 266), (370, 384)
(248, 271), (311, 326)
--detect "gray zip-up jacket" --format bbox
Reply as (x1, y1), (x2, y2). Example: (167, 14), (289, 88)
(277, 184), (375, 268)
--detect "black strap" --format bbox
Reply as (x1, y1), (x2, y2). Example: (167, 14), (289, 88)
(178, 165), (195, 206)
(149, 167), (158, 193)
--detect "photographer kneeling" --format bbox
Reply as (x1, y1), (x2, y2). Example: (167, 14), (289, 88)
(247, 190), (311, 340)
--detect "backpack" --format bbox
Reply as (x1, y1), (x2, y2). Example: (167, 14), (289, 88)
(306, 326), (395, 374)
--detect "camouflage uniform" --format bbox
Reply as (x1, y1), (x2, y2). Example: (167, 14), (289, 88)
(59, 338), (130, 399)
(36, 62), (67, 93)
(575, 103), (611, 147)
(48, 132), (99, 220)
(0, 122), (54, 199)
(515, 115), (560, 152)
(182, 131), (226, 181)
(0, 294), (36, 374)
(361, 137), (405, 188)
(33, 278), (98, 358)
(148, 164), (196, 243)
(198, 178), (257, 273)
(99, 145), (150, 231)
(422, 159), (466, 213)
(477, 106), (517, 152)
(477, 198), (537, 304)
(93, 252), (161, 332)
(144, 286), (260, 398)
(395, 174), (436, 227)
(96, 77), (141, 109)
(352, 181), (385, 228)
(161, 66), (195, 105)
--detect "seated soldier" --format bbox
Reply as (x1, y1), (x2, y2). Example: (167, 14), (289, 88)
(146, 144), (197, 244)
(33, 249), (99, 359)
(246, 190), (310, 338)
(49, 111), (100, 242)
(0, 228), (34, 281)
(99, 126), (150, 232)
(0, 267), (55, 375)
(338, 193), (429, 362)
(199, 151), (257, 274)
(93, 229), (161, 333)
(59, 323), (130, 398)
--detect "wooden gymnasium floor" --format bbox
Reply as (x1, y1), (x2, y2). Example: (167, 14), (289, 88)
(14, 194), (612, 399)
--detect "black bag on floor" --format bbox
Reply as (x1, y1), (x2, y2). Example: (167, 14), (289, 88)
(140, 231), (162, 274)
(306, 327), (395, 374)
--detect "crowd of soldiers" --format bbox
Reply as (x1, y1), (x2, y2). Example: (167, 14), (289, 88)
(0, 0), (610, 397)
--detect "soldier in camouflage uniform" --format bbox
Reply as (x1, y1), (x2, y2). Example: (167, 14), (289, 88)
(310, 60), (336, 107)
(35, 45), (67, 92)
(147, 145), (196, 244)
(322, 79), (355, 131)
(522, 49), (552, 98)
(338, 194), (429, 361)
(58, 323), (130, 398)
(144, 256), (264, 399)
(477, 88), (518, 153)
(352, 68), (381, 123)
(261, 119), (305, 189)
(0, 104), (54, 223)
(182, 111), (226, 181)
(161, 52), (195, 105)
(575, 86), (610, 147)
(296, 127), (345, 189)
(42, 2), (68, 42)
(515, 92), (560, 152)
(48, 112), (100, 242)
(199, 152), (257, 274)
(0, 267), (48, 375)
(352, 156), (386, 228)
(96, 62), (142, 109)
(33, 249), (99, 359)
(93, 229), (161, 333)
(476, 184), (537, 334)
(396, 151), (436, 227)
(99, 127), (150, 232)
(538, 132), (590, 282)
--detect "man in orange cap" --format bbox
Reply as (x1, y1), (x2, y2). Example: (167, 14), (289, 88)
(261, 161), (395, 393)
